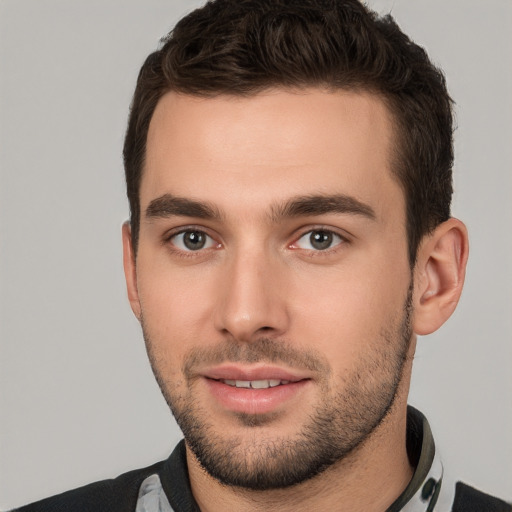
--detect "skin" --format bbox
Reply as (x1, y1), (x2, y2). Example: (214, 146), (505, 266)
(123, 88), (468, 511)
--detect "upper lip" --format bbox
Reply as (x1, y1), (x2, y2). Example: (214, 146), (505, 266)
(201, 364), (310, 382)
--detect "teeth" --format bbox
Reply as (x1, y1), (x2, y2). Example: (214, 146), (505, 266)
(221, 379), (290, 389)
(251, 380), (271, 389)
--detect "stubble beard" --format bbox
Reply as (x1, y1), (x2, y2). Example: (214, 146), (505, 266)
(142, 287), (413, 491)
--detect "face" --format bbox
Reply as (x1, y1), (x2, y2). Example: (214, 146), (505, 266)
(125, 89), (414, 489)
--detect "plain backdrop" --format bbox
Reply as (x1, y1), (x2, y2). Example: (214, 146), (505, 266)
(1, 0), (511, 509)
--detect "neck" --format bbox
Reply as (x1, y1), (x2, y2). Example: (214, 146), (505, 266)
(187, 361), (415, 512)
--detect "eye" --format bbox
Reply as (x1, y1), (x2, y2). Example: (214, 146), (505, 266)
(293, 230), (344, 251)
(170, 230), (218, 251)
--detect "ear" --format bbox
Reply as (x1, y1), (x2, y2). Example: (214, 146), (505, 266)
(122, 222), (142, 321)
(412, 218), (469, 335)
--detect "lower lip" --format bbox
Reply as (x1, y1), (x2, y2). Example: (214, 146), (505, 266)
(204, 378), (309, 415)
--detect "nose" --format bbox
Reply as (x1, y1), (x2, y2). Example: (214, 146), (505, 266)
(213, 249), (290, 342)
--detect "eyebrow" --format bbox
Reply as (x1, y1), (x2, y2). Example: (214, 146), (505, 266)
(145, 194), (223, 221)
(144, 193), (376, 223)
(269, 194), (376, 222)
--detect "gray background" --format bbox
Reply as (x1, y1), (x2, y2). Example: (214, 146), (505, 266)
(0, 0), (511, 509)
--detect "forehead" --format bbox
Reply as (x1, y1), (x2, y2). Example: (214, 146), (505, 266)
(142, 88), (403, 221)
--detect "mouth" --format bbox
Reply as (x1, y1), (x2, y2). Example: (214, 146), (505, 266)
(215, 378), (291, 389)
(201, 365), (311, 415)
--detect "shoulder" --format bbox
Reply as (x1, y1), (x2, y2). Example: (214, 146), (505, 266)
(453, 482), (512, 512)
(9, 460), (166, 512)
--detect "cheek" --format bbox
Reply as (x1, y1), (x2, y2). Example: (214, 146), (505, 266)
(288, 257), (409, 369)
(136, 261), (217, 354)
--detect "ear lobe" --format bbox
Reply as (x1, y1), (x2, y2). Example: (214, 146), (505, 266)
(413, 218), (469, 335)
(122, 222), (142, 321)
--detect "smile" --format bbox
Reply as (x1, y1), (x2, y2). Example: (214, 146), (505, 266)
(220, 379), (291, 389)
(205, 375), (310, 415)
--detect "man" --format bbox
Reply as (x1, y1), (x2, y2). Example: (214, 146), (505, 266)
(11, 0), (510, 510)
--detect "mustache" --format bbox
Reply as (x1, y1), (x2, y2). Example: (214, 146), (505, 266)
(182, 337), (330, 379)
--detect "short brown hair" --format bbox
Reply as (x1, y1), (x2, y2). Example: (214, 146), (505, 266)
(123, 0), (453, 264)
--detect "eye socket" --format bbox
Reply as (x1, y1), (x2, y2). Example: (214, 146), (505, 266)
(170, 230), (218, 251)
(293, 229), (344, 251)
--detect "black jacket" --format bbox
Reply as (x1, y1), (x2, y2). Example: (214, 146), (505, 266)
(10, 440), (511, 512)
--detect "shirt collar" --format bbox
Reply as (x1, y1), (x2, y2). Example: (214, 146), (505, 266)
(387, 405), (455, 511)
